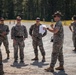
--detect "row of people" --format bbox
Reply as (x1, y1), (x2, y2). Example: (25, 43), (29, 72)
(0, 11), (76, 74)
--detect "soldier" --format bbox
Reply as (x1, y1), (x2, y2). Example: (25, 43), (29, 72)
(69, 15), (76, 51)
(45, 11), (64, 72)
(29, 17), (47, 62)
(11, 16), (28, 63)
(0, 17), (10, 59)
(0, 48), (4, 75)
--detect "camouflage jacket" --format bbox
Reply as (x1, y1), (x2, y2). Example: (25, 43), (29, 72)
(70, 22), (76, 35)
(53, 21), (64, 43)
(0, 24), (9, 36)
(11, 25), (28, 39)
(29, 23), (47, 39)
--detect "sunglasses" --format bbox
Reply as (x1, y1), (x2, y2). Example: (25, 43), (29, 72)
(54, 15), (61, 18)
(54, 15), (57, 17)
(0, 20), (4, 21)
(36, 19), (40, 20)
(17, 19), (21, 21)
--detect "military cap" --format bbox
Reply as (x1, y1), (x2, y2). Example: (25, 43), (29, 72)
(16, 16), (21, 20)
(36, 17), (40, 20)
(73, 15), (76, 20)
(53, 11), (63, 17)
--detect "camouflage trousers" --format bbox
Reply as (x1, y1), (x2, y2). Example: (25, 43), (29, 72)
(0, 50), (4, 75)
(13, 38), (25, 60)
(32, 37), (45, 57)
(0, 37), (10, 54)
(50, 42), (64, 68)
(72, 34), (76, 48)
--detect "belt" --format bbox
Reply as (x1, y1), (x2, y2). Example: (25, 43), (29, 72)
(15, 36), (23, 38)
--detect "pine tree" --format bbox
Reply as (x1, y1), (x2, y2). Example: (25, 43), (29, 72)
(13, 0), (23, 18)
(0, 0), (3, 17)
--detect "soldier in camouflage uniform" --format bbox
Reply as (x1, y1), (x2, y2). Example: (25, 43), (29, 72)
(0, 48), (4, 75)
(29, 17), (47, 62)
(69, 15), (76, 51)
(11, 16), (28, 63)
(0, 17), (10, 59)
(45, 11), (64, 72)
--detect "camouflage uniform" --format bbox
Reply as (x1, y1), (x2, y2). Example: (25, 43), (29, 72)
(70, 22), (76, 48)
(11, 24), (28, 61)
(0, 24), (10, 54)
(29, 23), (47, 57)
(0, 49), (4, 75)
(50, 21), (64, 68)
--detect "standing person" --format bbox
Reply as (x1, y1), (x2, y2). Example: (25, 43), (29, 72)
(0, 17), (10, 59)
(29, 17), (47, 62)
(0, 48), (4, 75)
(11, 16), (28, 63)
(45, 11), (64, 72)
(69, 15), (76, 51)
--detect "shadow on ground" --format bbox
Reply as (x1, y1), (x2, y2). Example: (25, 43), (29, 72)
(53, 70), (68, 75)
(10, 62), (28, 68)
(3, 58), (9, 63)
(31, 60), (49, 68)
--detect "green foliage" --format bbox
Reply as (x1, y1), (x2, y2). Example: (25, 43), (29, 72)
(0, 0), (76, 20)
(0, 0), (3, 17)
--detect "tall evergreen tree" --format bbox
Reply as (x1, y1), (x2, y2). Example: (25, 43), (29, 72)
(0, 0), (3, 17)
(1, 0), (76, 20)
(8, 0), (14, 19)
(25, 0), (35, 19)
(2, 0), (14, 19)
(13, 0), (23, 18)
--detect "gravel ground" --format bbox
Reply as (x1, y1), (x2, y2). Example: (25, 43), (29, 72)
(1, 21), (76, 75)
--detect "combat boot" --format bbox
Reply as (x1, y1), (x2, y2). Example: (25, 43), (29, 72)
(20, 59), (24, 63)
(14, 59), (18, 63)
(55, 65), (64, 70)
(45, 66), (54, 72)
(42, 56), (46, 62)
(31, 56), (38, 61)
(20, 60), (24, 63)
(0, 64), (4, 75)
(73, 47), (76, 51)
(7, 53), (10, 59)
